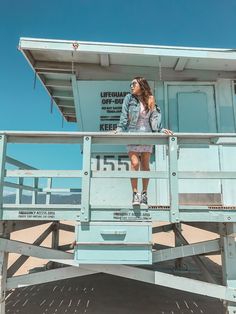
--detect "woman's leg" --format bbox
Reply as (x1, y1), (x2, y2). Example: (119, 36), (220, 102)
(140, 152), (151, 192)
(128, 152), (140, 192)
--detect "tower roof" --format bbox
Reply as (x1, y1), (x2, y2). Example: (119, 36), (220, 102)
(19, 37), (236, 122)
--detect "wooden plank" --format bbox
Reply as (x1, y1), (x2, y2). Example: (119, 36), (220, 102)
(0, 238), (73, 260)
(7, 266), (97, 290)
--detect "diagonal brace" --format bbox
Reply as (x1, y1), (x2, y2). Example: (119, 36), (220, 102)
(0, 238), (73, 261)
(153, 239), (220, 263)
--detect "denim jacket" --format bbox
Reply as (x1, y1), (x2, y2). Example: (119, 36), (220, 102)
(116, 93), (163, 133)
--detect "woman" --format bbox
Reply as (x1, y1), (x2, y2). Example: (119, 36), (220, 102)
(116, 77), (172, 206)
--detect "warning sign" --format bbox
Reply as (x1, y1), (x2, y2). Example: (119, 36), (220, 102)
(99, 91), (129, 131)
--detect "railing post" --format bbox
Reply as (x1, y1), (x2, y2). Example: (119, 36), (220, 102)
(46, 178), (52, 204)
(81, 136), (92, 222)
(32, 178), (39, 204)
(0, 135), (7, 220)
(168, 136), (179, 223)
(16, 177), (23, 204)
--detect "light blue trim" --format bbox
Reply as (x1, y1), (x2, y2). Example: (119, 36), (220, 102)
(168, 137), (179, 222)
(81, 136), (92, 222)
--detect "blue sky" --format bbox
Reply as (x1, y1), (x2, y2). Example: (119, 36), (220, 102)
(0, 0), (236, 189)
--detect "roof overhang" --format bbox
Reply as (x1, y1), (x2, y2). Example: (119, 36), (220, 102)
(19, 37), (236, 122)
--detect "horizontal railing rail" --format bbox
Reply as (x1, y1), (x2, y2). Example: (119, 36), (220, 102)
(0, 131), (236, 222)
(0, 131), (236, 144)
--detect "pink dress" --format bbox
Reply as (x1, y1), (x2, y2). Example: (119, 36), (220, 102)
(127, 102), (153, 153)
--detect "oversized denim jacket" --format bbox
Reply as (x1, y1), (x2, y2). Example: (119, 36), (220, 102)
(116, 93), (163, 133)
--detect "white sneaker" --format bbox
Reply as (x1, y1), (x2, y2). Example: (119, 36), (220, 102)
(132, 192), (140, 205)
(140, 192), (148, 205)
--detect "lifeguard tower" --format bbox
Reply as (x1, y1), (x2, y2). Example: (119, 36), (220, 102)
(0, 38), (236, 313)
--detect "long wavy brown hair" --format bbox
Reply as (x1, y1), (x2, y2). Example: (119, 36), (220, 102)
(133, 77), (155, 112)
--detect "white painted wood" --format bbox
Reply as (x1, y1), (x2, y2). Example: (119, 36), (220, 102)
(6, 170), (83, 178)
(7, 266), (96, 290)
(152, 239), (220, 263)
(0, 250), (8, 313)
(80, 264), (234, 302)
(0, 238), (73, 260)
(100, 54), (110, 67)
(174, 57), (188, 71)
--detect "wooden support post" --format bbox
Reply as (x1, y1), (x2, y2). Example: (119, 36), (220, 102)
(173, 223), (185, 271)
(50, 222), (60, 269)
(52, 222), (59, 250)
(0, 250), (8, 314)
(0, 222), (9, 314)
(220, 223), (236, 313)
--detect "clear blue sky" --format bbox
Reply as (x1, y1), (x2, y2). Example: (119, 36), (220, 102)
(0, 0), (235, 188)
